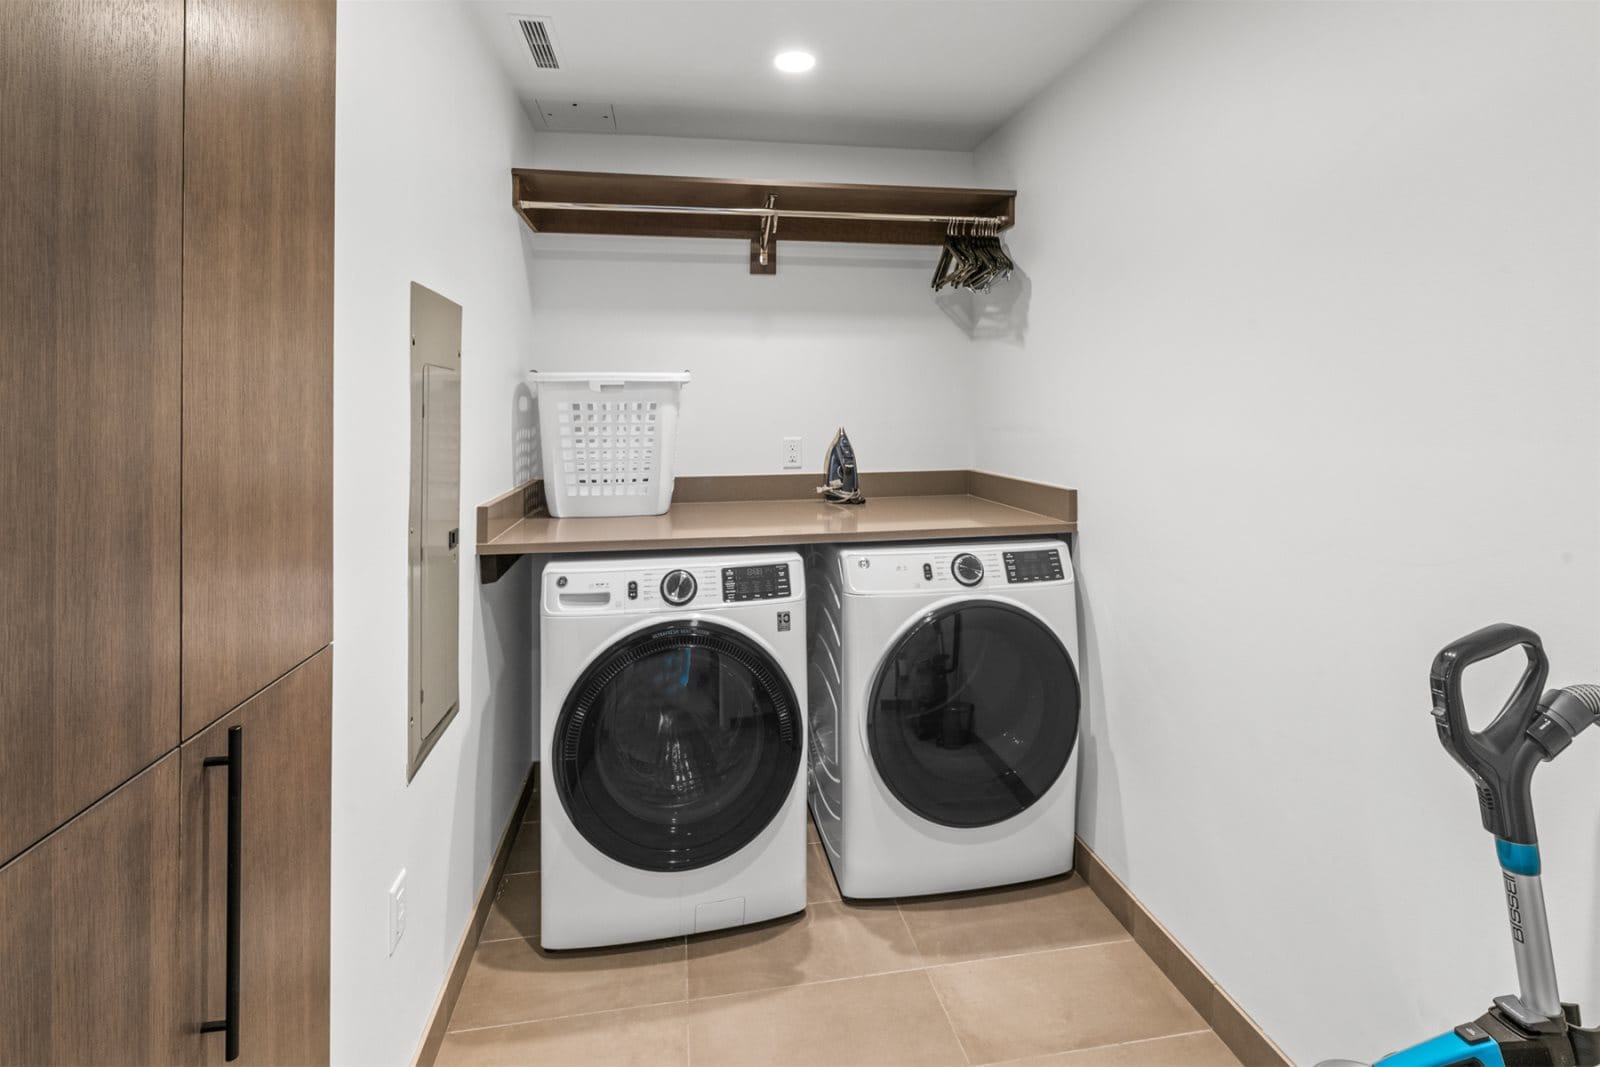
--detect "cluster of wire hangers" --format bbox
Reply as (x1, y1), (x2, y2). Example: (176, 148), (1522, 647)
(931, 218), (1016, 292)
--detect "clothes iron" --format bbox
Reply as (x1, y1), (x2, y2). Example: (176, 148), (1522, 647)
(816, 427), (865, 505)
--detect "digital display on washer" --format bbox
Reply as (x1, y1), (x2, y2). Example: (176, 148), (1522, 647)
(721, 563), (792, 602)
(1003, 549), (1064, 583)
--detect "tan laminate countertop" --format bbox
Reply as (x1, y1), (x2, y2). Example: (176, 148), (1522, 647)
(479, 492), (1074, 556)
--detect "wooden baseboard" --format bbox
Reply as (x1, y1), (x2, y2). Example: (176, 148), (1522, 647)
(413, 766), (538, 1067)
(1075, 836), (1291, 1067)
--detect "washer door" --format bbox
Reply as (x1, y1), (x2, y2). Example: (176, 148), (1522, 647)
(555, 619), (802, 872)
(868, 601), (1078, 829)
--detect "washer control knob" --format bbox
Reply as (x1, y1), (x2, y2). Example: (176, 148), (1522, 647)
(951, 553), (984, 587)
(661, 569), (698, 606)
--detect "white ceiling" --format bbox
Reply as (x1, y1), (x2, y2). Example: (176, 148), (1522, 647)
(471, 1), (1143, 151)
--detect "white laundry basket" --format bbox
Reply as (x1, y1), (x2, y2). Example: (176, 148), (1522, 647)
(532, 371), (691, 518)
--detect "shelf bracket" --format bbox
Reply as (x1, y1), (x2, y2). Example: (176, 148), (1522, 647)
(751, 194), (778, 275)
(479, 553), (524, 585)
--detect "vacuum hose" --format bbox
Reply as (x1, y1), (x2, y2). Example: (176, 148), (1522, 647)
(1552, 684), (1600, 720)
(1529, 685), (1600, 759)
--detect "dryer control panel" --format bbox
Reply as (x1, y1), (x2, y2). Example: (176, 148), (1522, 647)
(1002, 548), (1065, 584)
(838, 539), (1072, 596)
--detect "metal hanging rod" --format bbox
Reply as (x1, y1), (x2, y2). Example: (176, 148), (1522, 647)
(516, 199), (1009, 226)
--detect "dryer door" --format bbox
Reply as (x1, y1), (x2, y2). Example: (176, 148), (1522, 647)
(868, 602), (1079, 828)
(554, 619), (802, 872)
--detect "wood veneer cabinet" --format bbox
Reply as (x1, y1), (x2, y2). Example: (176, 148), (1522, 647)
(0, 758), (182, 1067)
(0, 0), (184, 867)
(1, 0), (335, 1063)
(182, 0), (336, 738)
(178, 651), (333, 1067)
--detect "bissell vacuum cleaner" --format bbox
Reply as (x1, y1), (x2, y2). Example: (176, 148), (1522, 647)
(1321, 624), (1600, 1067)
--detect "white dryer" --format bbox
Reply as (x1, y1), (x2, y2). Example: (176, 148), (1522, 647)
(808, 538), (1080, 899)
(539, 550), (807, 949)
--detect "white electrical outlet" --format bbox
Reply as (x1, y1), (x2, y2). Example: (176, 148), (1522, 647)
(388, 870), (407, 956)
(782, 436), (803, 469)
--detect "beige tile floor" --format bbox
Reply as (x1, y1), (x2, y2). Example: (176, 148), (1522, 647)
(436, 801), (1244, 1067)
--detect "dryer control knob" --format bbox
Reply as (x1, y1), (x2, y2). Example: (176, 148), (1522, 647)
(952, 553), (984, 587)
(661, 569), (698, 606)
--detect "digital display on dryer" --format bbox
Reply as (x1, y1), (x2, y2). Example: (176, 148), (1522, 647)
(722, 563), (792, 601)
(1003, 549), (1064, 583)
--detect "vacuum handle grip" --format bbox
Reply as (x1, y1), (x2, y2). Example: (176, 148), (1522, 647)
(1432, 622), (1542, 671)
(1430, 623), (1547, 747)
(1429, 624), (1549, 841)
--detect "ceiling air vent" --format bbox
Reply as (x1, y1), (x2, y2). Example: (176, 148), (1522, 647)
(516, 17), (560, 70)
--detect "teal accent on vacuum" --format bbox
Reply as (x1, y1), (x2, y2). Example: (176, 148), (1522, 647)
(1496, 838), (1541, 876)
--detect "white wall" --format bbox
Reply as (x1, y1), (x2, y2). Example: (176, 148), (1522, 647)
(523, 133), (980, 475)
(972, 3), (1600, 1062)
(333, 2), (539, 1063)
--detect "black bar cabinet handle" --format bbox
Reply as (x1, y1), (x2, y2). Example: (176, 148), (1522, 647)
(201, 725), (243, 1061)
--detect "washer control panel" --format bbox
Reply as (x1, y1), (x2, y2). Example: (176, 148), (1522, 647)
(722, 563), (792, 602)
(543, 553), (803, 615)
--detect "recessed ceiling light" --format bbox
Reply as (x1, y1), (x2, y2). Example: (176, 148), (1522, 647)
(773, 50), (816, 74)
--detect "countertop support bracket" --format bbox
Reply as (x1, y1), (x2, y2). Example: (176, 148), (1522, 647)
(479, 555), (523, 585)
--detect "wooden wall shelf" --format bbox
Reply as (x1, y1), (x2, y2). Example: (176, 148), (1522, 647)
(511, 169), (1017, 273)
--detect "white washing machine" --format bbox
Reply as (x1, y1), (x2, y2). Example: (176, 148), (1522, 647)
(539, 550), (807, 949)
(808, 538), (1080, 899)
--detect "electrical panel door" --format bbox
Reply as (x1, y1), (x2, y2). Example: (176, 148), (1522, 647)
(408, 283), (462, 778)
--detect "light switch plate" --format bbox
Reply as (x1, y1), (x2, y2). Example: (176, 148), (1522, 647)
(389, 870), (407, 956)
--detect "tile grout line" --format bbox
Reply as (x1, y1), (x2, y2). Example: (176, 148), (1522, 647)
(678, 931), (691, 1067)
(687, 960), (932, 1009)
(917, 933), (1135, 973)
(447, 937), (690, 1039)
(812, 842), (842, 905)
(447, 965), (935, 1037)
(454, 929), (1143, 1032)
(684, 985), (693, 1067)
(626, 928), (1142, 1017)
(447, 930), (690, 1037)
(447, 997), (687, 1038)
(887, 889), (963, 1063)
(891, 897), (928, 961)
(920, 964), (976, 1066)
(476, 933), (535, 946)
(687, 930), (1140, 1027)
(971, 1027), (1217, 1067)
(449, 869), (1137, 1045)
(444, 983), (1215, 1052)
